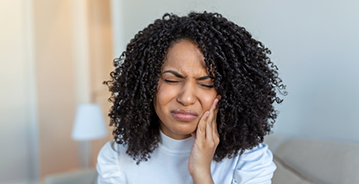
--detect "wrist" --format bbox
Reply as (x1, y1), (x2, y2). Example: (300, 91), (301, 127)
(191, 170), (214, 184)
(189, 166), (210, 176)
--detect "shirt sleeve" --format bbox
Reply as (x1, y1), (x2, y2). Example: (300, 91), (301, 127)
(96, 141), (125, 184)
(232, 143), (276, 184)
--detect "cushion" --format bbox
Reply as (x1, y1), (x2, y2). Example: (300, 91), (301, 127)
(275, 138), (359, 184)
(272, 156), (316, 184)
(44, 169), (97, 184)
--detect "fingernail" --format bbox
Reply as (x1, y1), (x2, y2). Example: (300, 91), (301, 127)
(205, 111), (210, 116)
(215, 99), (219, 105)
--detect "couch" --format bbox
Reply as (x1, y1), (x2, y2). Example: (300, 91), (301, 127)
(264, 134), (359, 184)
(44, 169), (97, 184)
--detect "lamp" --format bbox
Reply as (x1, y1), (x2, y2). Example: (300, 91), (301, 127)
(72, 103), (108, 140)
(72, 103), (108, 168)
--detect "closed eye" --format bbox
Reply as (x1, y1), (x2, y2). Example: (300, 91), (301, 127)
(164, 79), (213, 88)
(164, 79), (180, 83)
(199, 84), (214, 88)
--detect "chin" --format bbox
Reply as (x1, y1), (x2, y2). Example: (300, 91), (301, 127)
(161, 123), (196, 139)
(171, 124), (197, 135)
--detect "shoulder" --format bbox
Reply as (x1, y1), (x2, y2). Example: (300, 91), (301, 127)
(233, 143), (276, 184)
(96, 141), (126, 183)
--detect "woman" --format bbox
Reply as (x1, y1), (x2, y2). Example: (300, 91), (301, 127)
(97, 12), (285, 184)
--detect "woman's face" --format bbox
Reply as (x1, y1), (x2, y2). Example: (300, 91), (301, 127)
(154, 39), (218, 140)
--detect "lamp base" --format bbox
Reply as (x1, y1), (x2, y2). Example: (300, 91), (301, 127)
(77, 140), (92, 169)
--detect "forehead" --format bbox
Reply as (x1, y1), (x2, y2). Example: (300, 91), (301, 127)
(162, 40), (208, 74)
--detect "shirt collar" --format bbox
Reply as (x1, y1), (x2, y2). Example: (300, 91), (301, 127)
(159, 130), (194, 153)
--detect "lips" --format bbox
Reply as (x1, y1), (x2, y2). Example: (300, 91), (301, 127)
(171, 109), (198, 122)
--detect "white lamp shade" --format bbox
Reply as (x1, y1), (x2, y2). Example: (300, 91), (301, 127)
(72, 103), (108, 140)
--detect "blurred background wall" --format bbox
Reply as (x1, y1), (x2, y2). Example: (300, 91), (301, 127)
(1, 0), (358, 183)
(0, 0), (113, 183)
(0, 0), (38, 183)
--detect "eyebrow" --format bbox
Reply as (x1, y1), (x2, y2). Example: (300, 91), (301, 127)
(162, 70), (212, 80)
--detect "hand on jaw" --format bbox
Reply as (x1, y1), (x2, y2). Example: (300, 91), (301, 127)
(188, 95), (221, 184)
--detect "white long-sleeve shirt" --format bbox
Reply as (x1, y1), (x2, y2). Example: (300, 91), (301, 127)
(96, 131), (276, 184)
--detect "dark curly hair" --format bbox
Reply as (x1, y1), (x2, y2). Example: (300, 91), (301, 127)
(105, 11), (286, 163)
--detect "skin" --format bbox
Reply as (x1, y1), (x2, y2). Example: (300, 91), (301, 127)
(153, 39), (220, 183)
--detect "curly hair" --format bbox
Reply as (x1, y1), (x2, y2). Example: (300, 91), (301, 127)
(105, 11), (286, 163)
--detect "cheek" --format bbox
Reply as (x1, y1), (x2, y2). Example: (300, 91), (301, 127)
(200, 90), (218, 110)
(155, 82), (177, 109)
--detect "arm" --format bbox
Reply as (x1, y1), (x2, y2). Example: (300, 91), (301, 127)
(232, 143), (276, 184)
(96, 141), (124, 184)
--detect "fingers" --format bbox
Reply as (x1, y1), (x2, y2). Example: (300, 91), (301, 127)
(188, 96), (221, 178)
(195, 95), (221, 142)
(208, 98), (218, 126)
(205, 97), (218, 140)
(213, 95), (221, 137)
(207, 95), (221, 142)
(196, 111), (209, 139)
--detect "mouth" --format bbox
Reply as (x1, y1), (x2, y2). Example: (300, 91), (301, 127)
(170, 109), (198, 122)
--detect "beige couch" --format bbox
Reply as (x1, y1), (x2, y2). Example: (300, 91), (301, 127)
(44, 169), (97, 184)
(264, 135), (359, 184)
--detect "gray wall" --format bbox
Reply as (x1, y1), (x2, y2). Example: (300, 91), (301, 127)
(111, 0), (359, 143)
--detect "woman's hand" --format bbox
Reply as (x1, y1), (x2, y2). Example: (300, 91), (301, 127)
(188, 95), (221, 184)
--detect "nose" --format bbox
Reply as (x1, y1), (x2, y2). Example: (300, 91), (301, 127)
(176, 81), (197, 106)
